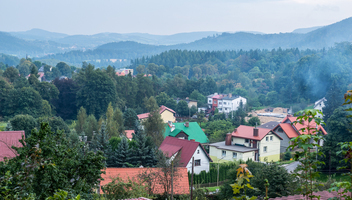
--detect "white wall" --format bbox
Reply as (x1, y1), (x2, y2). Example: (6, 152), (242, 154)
(258, 132), (281, 161)
(209, 146), (255, 162)
(186, 146), (210, 174)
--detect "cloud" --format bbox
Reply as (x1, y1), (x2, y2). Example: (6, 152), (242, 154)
(314, 4), (340, 12)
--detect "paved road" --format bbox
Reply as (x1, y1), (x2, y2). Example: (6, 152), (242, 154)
(284, 161), (300, 173)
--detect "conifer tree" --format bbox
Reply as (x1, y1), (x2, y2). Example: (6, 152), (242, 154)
(75, 106), (87, 134)
(110, 137), (131, 167)
(113, 107), (124, 135)
(124, 108), (138, 130)
(5, 122), (13, 131)
(131, 122), (158, 167)
(91, 122), (111, 161)
(106, 102), (118, 138)
(323, 79), (344, 122)
(143, 96), (165, 147)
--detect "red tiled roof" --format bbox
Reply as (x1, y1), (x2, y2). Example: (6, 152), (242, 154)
(125, 130), (135, 139)
(137, 105), (175, 120)
(0, 131), (25, 161)
(231, 125), (282, 141)
(269, 190), (349, 200)
(116, 71), (126, 76)
(277, 123), (299, 138)
(100, 168), (189, 195)
(283, 116), (328, 135)
(212, 95), (221, 99)
(159, 137), (212, 167)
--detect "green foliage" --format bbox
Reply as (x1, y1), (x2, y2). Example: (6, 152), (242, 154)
(143, 96), (165, 147)
(202, 120), (234, 143)
(37, 116), (70, 134)
(46, 190), (81, 200)
(288, 109), (325, 199)
(231, 164), (257, 200)
(10, 114), (37, 137)
(247, 116), (260, 127)
(283, 151), (292, 161)
(75, 107), (87, 135)
(123, 108), (138, 130)
(176, 100), (189, 117)
(0, 122), (106, 199)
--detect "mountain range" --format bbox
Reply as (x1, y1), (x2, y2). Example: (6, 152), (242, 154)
(1, 16), (352, 66)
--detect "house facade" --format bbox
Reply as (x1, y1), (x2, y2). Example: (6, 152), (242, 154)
(159, 137), (212, 174)
(137, 105), (176, 123)
(314, 97), (327, 118)
(209, 125), (282, 162)
(207, 93), (247, 113)
(273, 115), (328, 153)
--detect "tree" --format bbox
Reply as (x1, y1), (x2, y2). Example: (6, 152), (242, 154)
(0, 77), (13, 117)
(9, 114), (37, 138)
(323, 80), (344, 122)
(37, 116), (70, 134)
(30, 65), (38, 77)
(33, 82), (59, 102)
(176, 100), (189, 117)
(52, 78), (78, 120)
(190, 105), (197, 117)
(106, 103), (118, 138)
(248, 117), (260, 126)
(56, 62), (72, 78)
(165, 98), (177, 111)
(3, 67), (19, 83)
(91, 122), (111, 161)
(131, 125), (158, 167)
(13, 77), (29, 89)
(143, 97), (165, 147)
(75, 107), (87, 135)
(190, 90), (206, 104)
(156, 92), (170, 106)
(123, 108), (138, 130)
(83, 114), (99, 141)
(110, 137), (132, 167)
(0, 122), (105, 199)
(113, 107), (125, 134)
(5, 122), (12, 131)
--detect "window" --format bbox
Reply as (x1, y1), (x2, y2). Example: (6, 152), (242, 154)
(270, 136), (273, 141)
(222, 150), (226, 157)
(219, 102), (222, 105)
(266, 137), (268, 141)
(224, 102), (227, 105)
(264, 146), (267, 152)
(197, 150), (200, 154)
(214, 100), (217, 104)
(233, 152), (237, 159)
(195, 159), (201, 166)
(225, 108), (227, 110)
(208, 100), (211, 103)
(245, 139), (249, 143)
(219, 108), (222, 111)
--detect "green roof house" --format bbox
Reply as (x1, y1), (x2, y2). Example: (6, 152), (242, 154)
(164, 122), (209, 143)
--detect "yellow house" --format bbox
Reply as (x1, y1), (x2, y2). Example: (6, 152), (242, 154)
(137, 105), (176, 123)
(209, 125), (282, 162)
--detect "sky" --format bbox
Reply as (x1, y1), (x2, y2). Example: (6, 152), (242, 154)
(1, 0), (352, 35)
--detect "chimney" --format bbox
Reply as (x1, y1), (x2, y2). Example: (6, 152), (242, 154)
(229, 93), (232, 98)
(225, 133), (232, 146)
(168, 121), (173, 128)
(171, 124), (175, 132)
(234, 128), (237, 133)
(253, 128), (259, 137)
(185, 122), (189, 127)
(190, 139), (195, 142)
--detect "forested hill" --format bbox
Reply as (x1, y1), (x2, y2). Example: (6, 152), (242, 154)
(38, 16), (352, 67)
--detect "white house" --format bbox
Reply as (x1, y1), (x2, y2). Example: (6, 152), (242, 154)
(159, 136), (213, 174)
(314, 97), (327, 118)
(209, 125), (282, 162)
(207, 93), (247, 114)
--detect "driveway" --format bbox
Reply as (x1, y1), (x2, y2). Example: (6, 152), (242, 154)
(283, 161), (300, 173)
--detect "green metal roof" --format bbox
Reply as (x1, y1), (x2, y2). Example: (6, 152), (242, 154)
(164, 122), (209, 143)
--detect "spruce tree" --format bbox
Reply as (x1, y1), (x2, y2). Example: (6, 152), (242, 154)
(111, 137), (131, 167)
(123, 108), (138, 130)
(91, 122), (110, 160)
(131, 124), (158, 167)
(5, 122), (13, 131)
(143, 96), (165, 147)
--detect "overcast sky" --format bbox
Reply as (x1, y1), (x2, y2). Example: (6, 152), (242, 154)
(1, 0), (351, 35)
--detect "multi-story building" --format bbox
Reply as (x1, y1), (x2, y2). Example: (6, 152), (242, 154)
(207, 93), (247, 113)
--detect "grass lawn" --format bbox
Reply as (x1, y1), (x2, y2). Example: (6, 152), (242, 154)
(204, 186), (220, 192)
(276, 160), (295, 165)
(0, 122), (7, 131)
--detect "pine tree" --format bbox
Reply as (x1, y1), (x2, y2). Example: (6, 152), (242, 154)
(5, 122), (13, 131)
(91, 122), (110, 160)
(323, 80), (344, 122)
(131, 124), (158, 167)
(143, 96), (165, 147)
(123, 108), (138, 130)
(110, 137), (131, 167)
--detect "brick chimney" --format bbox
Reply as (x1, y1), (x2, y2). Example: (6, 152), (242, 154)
(253, 127), (259, 137)
(185, 122), (189, 127)
(225, 133), (232, 146)
(190, 139), (195, 141)
(234, 128), (237, 133)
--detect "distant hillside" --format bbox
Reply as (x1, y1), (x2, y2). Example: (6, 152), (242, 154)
(0, 32), (42, 56)
(10, 28), (68, 41)
(292, 26), (323, 34)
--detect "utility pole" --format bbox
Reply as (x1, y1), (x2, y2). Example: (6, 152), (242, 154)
(329, 151), (331, 176)
(171, 160), (174, 200)
(190, 157), (194, 200)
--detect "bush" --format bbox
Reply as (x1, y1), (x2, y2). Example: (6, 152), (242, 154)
(284, 151), (292, 161)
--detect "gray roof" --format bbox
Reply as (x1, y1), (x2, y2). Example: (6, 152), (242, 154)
(257, 121), (280, 130)
(221, 95), (240, 100)
(208, 141), (257, 153)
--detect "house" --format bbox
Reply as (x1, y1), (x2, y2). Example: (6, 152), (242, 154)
(176, 97), (198, 108)
(207, 93), (247, 114)
(116, 68), (134, 76)
(272, 115), (328, 153)
(257, 121), (280, 130)
(26, 72), (45, 82)
(100, 167), (189, 195)
(314, 97), (327, 118)
(209, 125), (282, 162)
(164, 121), (209, 143)
(159, 137), (213, 174)
(137, 105), (176, 123)
(0, 131), (25, 161)
(125, 130), (134, 140)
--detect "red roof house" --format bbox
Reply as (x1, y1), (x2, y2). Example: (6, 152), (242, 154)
(159, 137), (212, 174)
(100, 167), (189, 195)
(137, 105), (176, 123)
(125, 130), (135, 140)
(0, 131), (25, 161)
